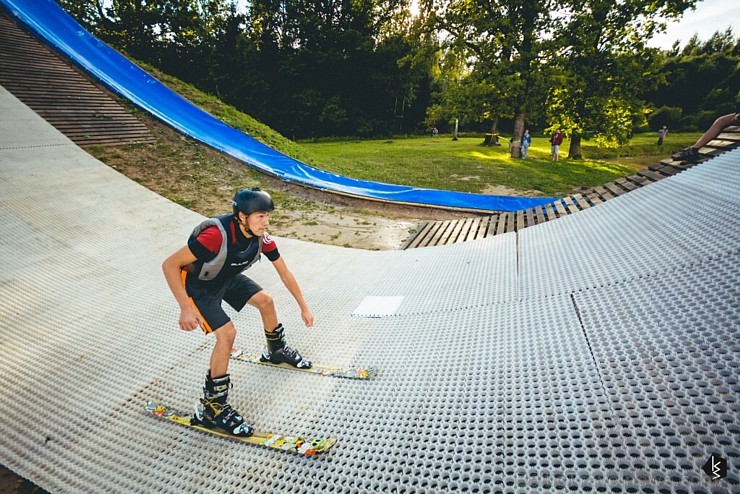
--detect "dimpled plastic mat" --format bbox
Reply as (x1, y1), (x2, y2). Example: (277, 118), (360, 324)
(0, 84), (738, 494)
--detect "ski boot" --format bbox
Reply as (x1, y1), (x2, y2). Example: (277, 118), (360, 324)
(193, 371), (253, 437)
(672, 147), (701, 163)
(260, 323), (312, 369)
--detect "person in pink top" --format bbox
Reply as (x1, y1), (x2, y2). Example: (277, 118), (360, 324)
(550, 130), (564, 161)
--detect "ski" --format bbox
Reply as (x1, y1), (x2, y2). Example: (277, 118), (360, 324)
(144, 401), (336, 455)
(230, 348), (379, 380)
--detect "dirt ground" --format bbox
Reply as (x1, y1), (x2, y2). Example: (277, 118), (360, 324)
(0, 465), (44, 494)
(87, 114), (484, 251)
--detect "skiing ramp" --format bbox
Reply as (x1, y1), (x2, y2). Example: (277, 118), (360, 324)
(1, 84), (739, 492)
(0, 0), (557, 213)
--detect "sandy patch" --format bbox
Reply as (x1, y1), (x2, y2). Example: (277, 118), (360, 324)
(481, 184), (545, 197)
(448, 174), (481, 181)
(272, 207), (418, 250)
(88, 115), (482, 251)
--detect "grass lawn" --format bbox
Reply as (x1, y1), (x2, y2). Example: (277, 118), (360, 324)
(300, 133), (701, 197)
(140, 64), (701, 198)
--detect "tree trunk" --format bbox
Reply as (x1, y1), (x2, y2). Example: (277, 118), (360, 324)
(489, 118), (498, 134)
(510, 112), (525, 158)
(568, 133), (583, 159)
(489, 118), (500, 145)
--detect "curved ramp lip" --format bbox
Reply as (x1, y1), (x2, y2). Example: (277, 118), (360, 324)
(0, 0), (558, 213)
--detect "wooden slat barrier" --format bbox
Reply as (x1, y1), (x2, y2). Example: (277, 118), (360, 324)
(0, 12), (154, 147)
(404, 125), (740, 249)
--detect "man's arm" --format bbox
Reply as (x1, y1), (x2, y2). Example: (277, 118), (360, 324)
(271, 256), (314, 327)
(162, 246), (202, 331)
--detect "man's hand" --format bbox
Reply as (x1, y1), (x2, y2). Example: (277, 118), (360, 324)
(179, 306), (202, 331)
(301, 309), (314, 328)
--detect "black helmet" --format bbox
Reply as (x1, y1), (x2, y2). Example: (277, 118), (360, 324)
(232, 187), (274, 217)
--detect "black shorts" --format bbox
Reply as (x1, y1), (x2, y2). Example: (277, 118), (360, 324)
(181, 271), (263, 334)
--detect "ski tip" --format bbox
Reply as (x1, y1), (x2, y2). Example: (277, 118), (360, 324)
(359, 366), (380, 379)
(316, 366), (380, 379)
(300, 437), (338, 455)
(144, 401), (174, 417)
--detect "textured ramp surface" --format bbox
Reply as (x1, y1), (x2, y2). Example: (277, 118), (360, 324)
(1, 84), (738, 494)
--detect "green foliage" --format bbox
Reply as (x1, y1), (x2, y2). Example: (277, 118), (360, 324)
(133, 60), (321, 166)
(319, 96), (351, 135)
(59, 0), (431, 138)
(648, 28), (739, 129)
(425, 104), (445, 129)
(591, 98), (635, 149)
(423, 0), (698, 148)
(542, 0), (685, 149)
(648, 106), (683, 130)
(422, 0), (557, 135)
(57, 0), (736, 143)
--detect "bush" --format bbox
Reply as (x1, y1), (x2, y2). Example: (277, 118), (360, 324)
(678, 115), (698, 132)
(694, 110), (721, 131)
(648, 106), (683, 130)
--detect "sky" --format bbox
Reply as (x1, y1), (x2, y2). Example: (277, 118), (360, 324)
(647, 0), (739, 50)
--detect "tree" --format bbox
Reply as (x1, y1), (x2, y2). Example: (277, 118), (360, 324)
(59, 0), (431, 138)
(545, 0), (700, 157)
(423, 44), (471, 133)
(421, 0), (700, 158)
(646, 29), (739, 131)
(423, 39), (519, 137)
(56, 0), (114, 32)
(419, 0), (561, 156)
(546, 47), (664, 157)
(244, 0), (430, 137)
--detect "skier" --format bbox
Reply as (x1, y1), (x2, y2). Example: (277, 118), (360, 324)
(162, 187), (313, 437)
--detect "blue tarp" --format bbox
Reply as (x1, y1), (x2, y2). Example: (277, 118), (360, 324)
(1, 0), (559, 212)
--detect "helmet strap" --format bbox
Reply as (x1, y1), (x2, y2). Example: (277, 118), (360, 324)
(235, 213), (256, 238)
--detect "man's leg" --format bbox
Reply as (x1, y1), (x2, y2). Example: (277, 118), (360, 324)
(694, 113), (738, 149)
(249, 291), (312, 368)
(210, 322), (237, 377)
(183, 278), (253, 436)
(248, 291), (278, 333)
(673, 113), (738, 163)
(223, 280), (307, 367)
(196, 322), (252, 437)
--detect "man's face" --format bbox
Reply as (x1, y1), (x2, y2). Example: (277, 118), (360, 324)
(239, 211), (270, 236)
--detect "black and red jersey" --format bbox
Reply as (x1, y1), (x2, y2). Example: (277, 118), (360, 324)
(185, 214), (280, 289)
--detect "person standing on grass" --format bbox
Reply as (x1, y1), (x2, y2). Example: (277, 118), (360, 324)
(657, 126), (668, 147)
(162, 187), (314, 437)
(520, 129), (532, 159)
(550, 130), (564, 161)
